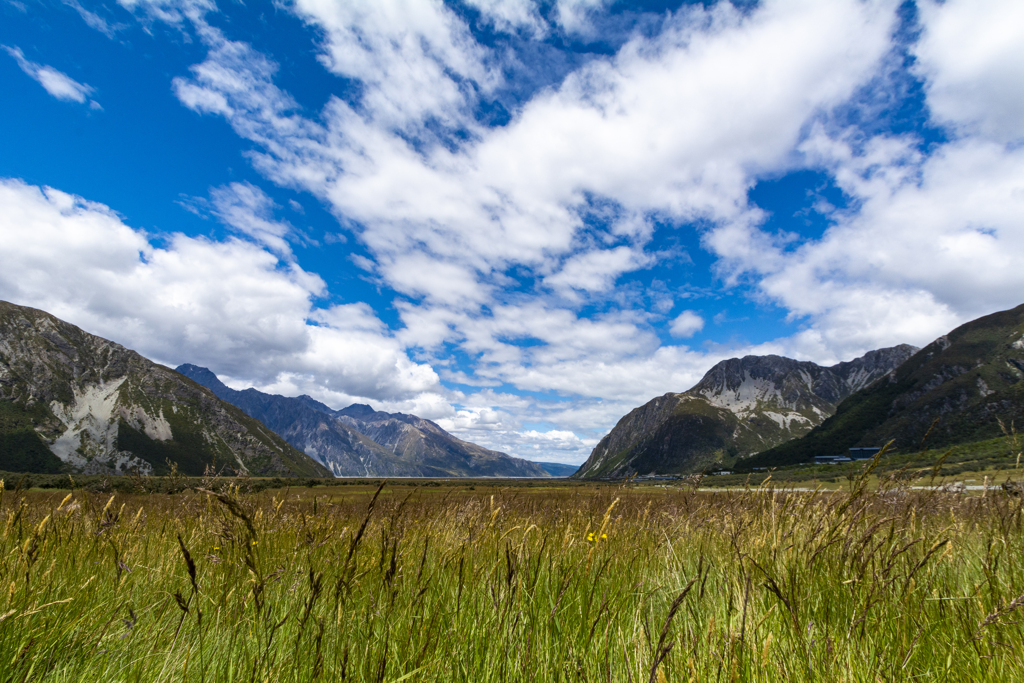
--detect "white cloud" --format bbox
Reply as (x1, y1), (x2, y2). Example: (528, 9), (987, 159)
(683, 1), (1024, 365)
(289, 0), (495, 131)
(554, 0), (610, 36)
(704, 132), (1024, 363)
(463, 0), (545, 36)
(100, 0), (1024, 464)
(3, 46), (99, 106)
(435, 395), (604, 464)
(694, 0), (1024, 364)
(64, 0), (126, 38)
(914, 0), (1024, 144)
(167, 0), (898, 342)
(669, 310), (704, 338)
(142, 0), (910, 462)
(437, 406), (504, 431)
(0, 178), (439, 403)
(117, 0), (214, 25)
(172, 0), (896, 297)
(544, 245), (653, 296)
(209, 182), (294, 257)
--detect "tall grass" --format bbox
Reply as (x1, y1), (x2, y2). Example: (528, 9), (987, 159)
(1, 476), (1023, 682)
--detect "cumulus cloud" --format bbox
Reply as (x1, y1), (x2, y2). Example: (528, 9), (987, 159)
(704, 151), (1024, 363)
(171, 0), (897, 277)
(4, 46), (100, 107)
(913, 0), (1024, 144)
(68, 0), (1024, 464)
(699, 0), (1024, 363)
(136, 0), (911, 462)
(553, 0), (610, 36)
(434, 395), (603, 464)
(544, 245), (654, 297)
(669, 310), (704, 338)
(289, 0), (495, 132)
(0, 178), (440, 403)
(168, 0), (897, 347)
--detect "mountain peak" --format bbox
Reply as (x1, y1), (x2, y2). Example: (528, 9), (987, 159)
(175, 364), (231, 395)
(338, 403), (379, 419)
(574, 344), (916, 479)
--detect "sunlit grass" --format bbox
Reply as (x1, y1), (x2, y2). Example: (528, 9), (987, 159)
(1, 473), (1023, 682)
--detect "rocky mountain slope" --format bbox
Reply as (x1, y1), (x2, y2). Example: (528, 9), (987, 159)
(745, 303), (1024, 469)
(573, 345), (917, 478)
(334, 403), (549, 477)
(176, 365), (549, 478)
(174, 365), (428, 477)
(0, 301), (331, 477)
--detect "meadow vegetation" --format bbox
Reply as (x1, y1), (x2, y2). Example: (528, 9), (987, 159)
(1, 468), (1024, 682)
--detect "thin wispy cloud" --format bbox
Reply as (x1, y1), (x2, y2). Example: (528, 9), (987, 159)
(3, 45), (100, 108)
(63, 0), (127, 38)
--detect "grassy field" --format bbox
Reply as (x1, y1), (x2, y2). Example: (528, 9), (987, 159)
(1, 471), (1024, 682)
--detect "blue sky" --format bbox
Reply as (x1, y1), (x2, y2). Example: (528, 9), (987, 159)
(2, 0), (1023, 464)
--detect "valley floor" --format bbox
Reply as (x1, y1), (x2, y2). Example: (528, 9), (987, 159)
(1, 477), (1023, 681)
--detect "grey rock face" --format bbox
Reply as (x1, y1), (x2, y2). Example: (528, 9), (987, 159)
(0, 301), (331, 477)
(574, 345), (918, 479)
(176, 365), (549, 478)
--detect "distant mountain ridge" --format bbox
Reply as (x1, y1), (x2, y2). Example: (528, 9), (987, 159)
(0, 301), (330, 478)
(176, 364), (549, 478)
(745, 303), (1024, 468)
(533, 462), (580, 477)
(173, 365), (413, 476)
(573, 345), (917, 478)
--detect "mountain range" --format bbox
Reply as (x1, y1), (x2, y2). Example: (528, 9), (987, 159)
(8, 298), (1021, 481)
(0, 301), (561, 479)
(744, 303), (1024, 469)
(175, 364), (552, 478)
(0, 301), (330, 477)
(573, 345), (917, 478)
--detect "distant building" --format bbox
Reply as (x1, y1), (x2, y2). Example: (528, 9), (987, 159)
(811, 447), (882, 465)
(813, 455), (850, 465)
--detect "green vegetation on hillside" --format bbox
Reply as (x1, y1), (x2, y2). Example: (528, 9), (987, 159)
(114, 419), (215, 476)
(0, 403), (66, 474)
(740, 377), (912, 469)
(708, 432), (1022, 489)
